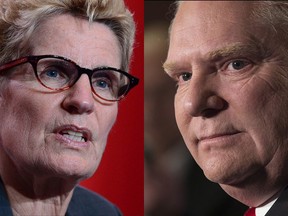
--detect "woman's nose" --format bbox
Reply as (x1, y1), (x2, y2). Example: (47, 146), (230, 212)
(62, 74), (95, 114)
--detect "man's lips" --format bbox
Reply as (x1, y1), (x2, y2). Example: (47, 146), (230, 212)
(198, 131), (241, 142)
(54, 125), (92, 143)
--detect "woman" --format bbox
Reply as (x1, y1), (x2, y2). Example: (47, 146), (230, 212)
(0, 0), (138, 215)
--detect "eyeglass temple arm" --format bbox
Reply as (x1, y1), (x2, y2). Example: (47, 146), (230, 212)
(0, 57), (29, 72)
(130, 76), (139, 87)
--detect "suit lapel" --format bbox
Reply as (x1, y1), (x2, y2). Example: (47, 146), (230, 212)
(265, 187), (288, 216)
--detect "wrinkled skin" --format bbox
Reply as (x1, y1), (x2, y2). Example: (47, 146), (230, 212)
(165, 1), (288, 206)
(0, 14), (120, 215)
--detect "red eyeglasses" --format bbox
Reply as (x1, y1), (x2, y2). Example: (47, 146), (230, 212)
(0, 55), (139, 101)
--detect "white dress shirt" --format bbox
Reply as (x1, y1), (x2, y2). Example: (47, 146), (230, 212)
(255, 198), (277, 216)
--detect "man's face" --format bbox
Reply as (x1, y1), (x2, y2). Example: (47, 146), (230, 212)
(165, 1), (288, 188)
(0, 14), (120, 181)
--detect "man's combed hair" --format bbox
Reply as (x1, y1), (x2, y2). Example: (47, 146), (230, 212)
(0, 0), (135, 71)
(174, 1), (288, 52)
(252, 1), (288, 46)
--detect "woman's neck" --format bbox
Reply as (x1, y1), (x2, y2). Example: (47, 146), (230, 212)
(4, 176), (75, 216)
(0, 153), (77, 216)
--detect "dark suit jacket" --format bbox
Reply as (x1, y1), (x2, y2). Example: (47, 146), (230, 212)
(265, 187), (288, 216)
(185, 160), (247, 216)
(0, 179), (122, 216)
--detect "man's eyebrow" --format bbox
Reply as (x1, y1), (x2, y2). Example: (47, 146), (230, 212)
(163, 44), (260, 72)
(163, 41), (269, 75)
(163, 60), (188, 77)
(163, 61), (177, 74)
(207, 42), (268, 61)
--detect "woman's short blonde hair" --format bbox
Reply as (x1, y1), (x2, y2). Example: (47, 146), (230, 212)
(0, 0), (135, 71)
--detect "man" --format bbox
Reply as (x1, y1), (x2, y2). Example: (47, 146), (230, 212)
(164, 1), (288, 215)
(145, 22), (246, 216)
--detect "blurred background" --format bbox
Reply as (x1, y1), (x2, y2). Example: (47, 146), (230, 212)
(144, 1), (247, 216)
(81, 1), (144, 216)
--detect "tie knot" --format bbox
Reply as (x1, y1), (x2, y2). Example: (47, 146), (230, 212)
(244, 207), (256, 216)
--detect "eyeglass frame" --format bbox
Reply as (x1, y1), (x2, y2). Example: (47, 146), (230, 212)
(0, 55), (139, 102)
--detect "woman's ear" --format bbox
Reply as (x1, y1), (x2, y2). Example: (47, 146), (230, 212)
(0, 79), (9, 107)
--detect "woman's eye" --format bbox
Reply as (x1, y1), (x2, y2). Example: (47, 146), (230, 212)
(227, 60), (250, 71)
(45, 69), (59, 78)
(95, 79), (109, 89)
(94, 78), (112, 90)
(39, 66), (68, 83)
(41, 66), (64, 79)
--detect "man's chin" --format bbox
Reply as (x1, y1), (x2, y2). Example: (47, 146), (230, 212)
(202, 166), (248, 186)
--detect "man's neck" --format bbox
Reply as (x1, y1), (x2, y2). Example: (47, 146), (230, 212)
(220, 180), (284, 207)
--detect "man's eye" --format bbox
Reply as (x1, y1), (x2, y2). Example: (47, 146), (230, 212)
(227, 60), (250, 71)
(179, 72), (192, 82)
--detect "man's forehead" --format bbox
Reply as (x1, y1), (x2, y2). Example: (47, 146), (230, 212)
(170, 1), (271, 47)
(165, 1), (279, 73)
(175, 1), (260, 25)
(177, 1), (260, 11)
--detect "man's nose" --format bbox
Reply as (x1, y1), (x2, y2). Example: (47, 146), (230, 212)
(62, 74), (94, 114)
(182, 74), (227, 118)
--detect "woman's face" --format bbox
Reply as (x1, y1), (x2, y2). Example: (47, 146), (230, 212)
(0, 14), (120, 181)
